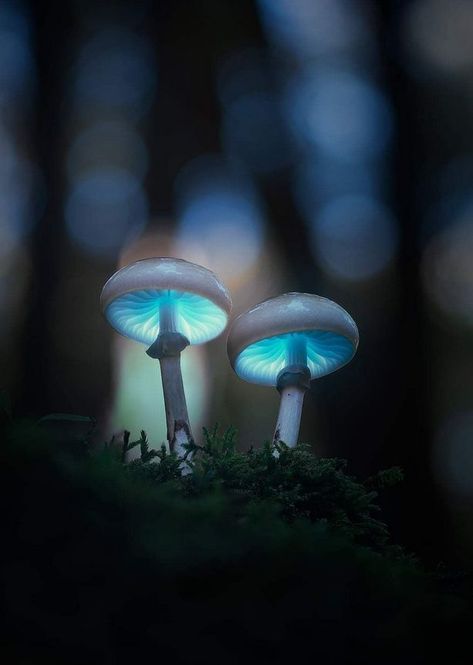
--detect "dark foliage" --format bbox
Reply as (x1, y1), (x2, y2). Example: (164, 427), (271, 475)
(128, 425), (404, 554)
(1, 415), (472, 664)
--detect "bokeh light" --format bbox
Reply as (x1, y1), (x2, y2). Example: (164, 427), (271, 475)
(257, 0), (370, 60)
(0, 3), (39, 256)
(73, 27), (156, 117)
(217, 48), (293, 175)
(65, 168), (148, 257)
(67, 121), (148, 182)
(285, 67), (393, 162)
(216, 48), (270, 107)
(174, 155), (266, 283)
(433, 411), (473, 496)
(0, 128), (41, 259)
(118, 229), (175, 267)
(420, 156), (473, 247)
(403, 0), (473, 75)
(0, 1), (34, 109)
(309, 195), (398, 282)
(221, 90), (293, 174)
(422, 205), (473, 326)
(293, 156), (385, 216)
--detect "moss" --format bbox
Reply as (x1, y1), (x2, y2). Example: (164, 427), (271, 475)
(0, 416), (471, 664)
(124, 425), (404, 554)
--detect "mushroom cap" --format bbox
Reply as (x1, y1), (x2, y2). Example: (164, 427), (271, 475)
(100, 257), (232, 345)
(227, 292), (358, 386)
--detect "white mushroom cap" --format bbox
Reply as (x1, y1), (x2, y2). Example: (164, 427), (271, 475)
(227, 292), (358, 386)
(101, 257), (232, 345)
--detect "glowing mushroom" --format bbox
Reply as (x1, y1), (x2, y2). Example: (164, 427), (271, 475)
(101, 257), (232, 456)
(227, 293), (358, 447)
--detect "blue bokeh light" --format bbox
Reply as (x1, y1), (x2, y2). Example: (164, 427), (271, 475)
(221, 91), (293, 174)
(285, 67), (393, 162)
(216, 47), (270, 107)
(293, 156), (384, 217)
(73, 27), (156, 116)
(422, 205), (473, 327)
(257, 0), (369, 60)
(175, 155), (265, 280)
(420, 156), (473, 246)
(0, 1), (34, 107)
(0, 128), (41, 258)
(310, 195), (398, 281)
(65, 168), (148, 257)
(434, 411), (473, 496)
(216, 48), (293, 174)
(67, 121), (148, 182)
(235, 330), (356, 386)
(105, 289), (228, 346)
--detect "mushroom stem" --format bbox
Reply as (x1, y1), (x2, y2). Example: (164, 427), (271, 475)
(273, 365), (311, 447)
(146, 331), (193, 458)
(274, 385), (306, 447)
(287, 333), (307, 366)
(159, 291), (177, 333)
(159, 352), (193, 457)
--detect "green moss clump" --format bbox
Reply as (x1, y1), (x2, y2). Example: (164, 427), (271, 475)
(126, 425), (404, 554)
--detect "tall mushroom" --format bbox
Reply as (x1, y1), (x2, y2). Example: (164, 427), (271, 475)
(101, 257), (232, 456)
(227, 293), (358, 447)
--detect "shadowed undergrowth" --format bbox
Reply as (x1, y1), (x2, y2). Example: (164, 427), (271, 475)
(1, 414), (472, 664)
(124, 425), (405, 554)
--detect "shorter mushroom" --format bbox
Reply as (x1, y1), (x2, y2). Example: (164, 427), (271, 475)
(227, 293), (358, 447)
(101, 258), (232, 457)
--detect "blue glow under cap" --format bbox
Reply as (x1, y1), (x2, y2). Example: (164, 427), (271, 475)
(227, 293), (358, 387)
(101, 257), (232, 346)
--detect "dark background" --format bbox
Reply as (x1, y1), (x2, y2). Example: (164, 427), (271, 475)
(2, 0), (473, 567)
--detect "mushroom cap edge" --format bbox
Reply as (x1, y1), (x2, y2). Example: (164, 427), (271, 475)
(227, 292), (359, 378)
(100, 256), (232, 316)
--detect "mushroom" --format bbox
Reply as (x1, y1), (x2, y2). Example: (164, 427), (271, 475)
(101, 257), (232, 456)
(227, 293), (358, 447)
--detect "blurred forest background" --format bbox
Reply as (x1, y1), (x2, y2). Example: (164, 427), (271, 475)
(2, 0), (473, 568)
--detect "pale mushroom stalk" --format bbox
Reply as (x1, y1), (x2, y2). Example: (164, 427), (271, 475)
(146, 292), (193, 456)
(274, 335), (310, 446)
